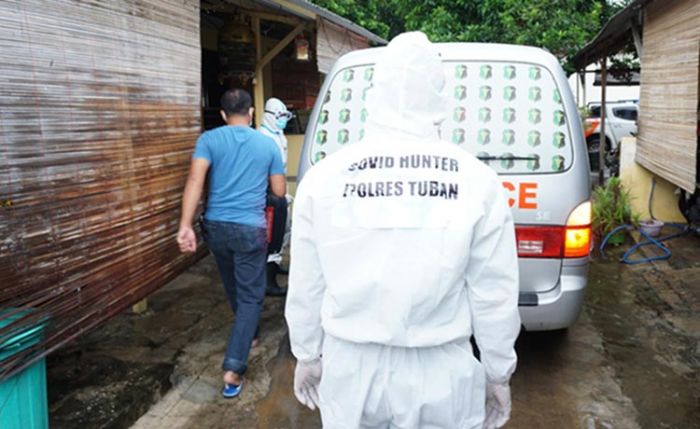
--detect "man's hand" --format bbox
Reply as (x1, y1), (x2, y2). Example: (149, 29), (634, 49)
(483, 382), (512, 429)
(178, 158), (208, 253)
(293, 359), (322, 410)
(177, 225), (197, 253)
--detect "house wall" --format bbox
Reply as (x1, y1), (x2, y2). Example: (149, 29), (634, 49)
(636, 0), (699, 193)
(620, 138), (686, 223)
(0, 0), (201, 377)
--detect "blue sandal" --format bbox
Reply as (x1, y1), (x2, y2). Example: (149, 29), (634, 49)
(222, 380), (243, 398)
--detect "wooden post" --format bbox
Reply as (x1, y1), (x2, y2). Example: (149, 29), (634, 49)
(599, 55), (608, 186)
(252, 15), (264, 128)
(257, 23), (305, 70)
(631, 19), (643, 58)
(253, 21), (306, 127)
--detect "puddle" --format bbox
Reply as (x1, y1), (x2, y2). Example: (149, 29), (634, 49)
(254, 335), (322, 429)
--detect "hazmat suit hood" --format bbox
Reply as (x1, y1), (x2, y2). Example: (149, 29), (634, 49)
(263, 97), (291, 132)
(364, 32), (448, 140)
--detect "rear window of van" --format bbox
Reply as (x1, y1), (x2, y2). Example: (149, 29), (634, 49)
(310, 61), (573, 174)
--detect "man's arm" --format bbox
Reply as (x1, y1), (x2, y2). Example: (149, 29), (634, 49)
(466, 180), (521, 384)
(177, 158), (209, 253)
(284, 177), (325, 362)
(268, 138), (286, 198)
(269, 174), (286, 198)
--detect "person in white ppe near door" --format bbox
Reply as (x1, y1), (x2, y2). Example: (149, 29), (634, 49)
(285, 31), (521, 429)
(259, 98), (294, 296)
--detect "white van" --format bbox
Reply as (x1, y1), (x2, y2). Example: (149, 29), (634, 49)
(297, 43), (591, 331)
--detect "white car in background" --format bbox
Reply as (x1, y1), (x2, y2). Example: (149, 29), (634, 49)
(583, 101), (638, 169)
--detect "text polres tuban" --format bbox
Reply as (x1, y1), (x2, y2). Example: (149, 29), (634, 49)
(343, 181), (458, 200)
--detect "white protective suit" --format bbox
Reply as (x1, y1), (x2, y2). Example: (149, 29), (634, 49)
(260, 98), (291, 265)
(285, 32), (521, 429)
(260, 98), (289, 173)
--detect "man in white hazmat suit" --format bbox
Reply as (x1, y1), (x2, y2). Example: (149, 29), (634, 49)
(285, 32), (521, 429)
(260, 97), (291, 173)
(259, 98), (294, 296)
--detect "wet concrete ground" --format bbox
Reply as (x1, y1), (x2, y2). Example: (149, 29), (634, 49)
(49, 231), (700, 429)
(584, 232), (700, 428)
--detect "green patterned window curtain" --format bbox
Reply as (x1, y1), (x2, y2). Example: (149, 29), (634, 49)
(310, 61), (573, 175)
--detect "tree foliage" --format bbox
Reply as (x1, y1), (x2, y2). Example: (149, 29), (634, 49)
(313, 0), (634, 73)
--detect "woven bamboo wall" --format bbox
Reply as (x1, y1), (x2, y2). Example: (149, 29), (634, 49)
(636, 0), (699, 192)
(0, 0), (202, 377)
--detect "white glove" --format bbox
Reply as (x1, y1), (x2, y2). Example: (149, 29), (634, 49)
(293, 359), (322, 410)
(483, 382), (512, 429)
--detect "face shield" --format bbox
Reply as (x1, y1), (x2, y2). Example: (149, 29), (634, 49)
(264, 98), (294, 130)
(266, 109), (294, 129)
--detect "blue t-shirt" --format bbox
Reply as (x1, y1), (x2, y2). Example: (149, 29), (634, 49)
(193, 125), (284, 227)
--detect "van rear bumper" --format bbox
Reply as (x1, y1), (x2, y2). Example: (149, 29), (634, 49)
(518, 262), (588, 331)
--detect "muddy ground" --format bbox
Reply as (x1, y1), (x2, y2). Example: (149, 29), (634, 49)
(48, 231), (700, 429)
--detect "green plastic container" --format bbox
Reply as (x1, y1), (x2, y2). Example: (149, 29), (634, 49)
(0, 311), (48, 429)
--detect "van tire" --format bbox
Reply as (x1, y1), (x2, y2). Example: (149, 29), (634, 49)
(587, 134), (611, 171)
(586, 134), (611, 154)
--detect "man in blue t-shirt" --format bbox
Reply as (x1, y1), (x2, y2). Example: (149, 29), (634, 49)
(177, 89), (285, 398)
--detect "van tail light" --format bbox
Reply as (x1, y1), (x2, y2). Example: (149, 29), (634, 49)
(583, 118), (600, 138)
(516, 226), (565, 258)
(564, 201), (591, 258)
(564, 227), (591, 258)
(515, 201), (591, 259)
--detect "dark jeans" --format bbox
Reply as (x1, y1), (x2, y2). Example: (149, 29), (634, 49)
(203, 220), (268, 375)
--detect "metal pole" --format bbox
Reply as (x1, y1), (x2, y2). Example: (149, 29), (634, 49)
(581, 69), (587, 107)
(576, 70), (580, 106)
(599, 55), (607, 186)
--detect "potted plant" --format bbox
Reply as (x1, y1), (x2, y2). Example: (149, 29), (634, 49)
(592, 177), (639, 246)
(638, 219), (664, 237)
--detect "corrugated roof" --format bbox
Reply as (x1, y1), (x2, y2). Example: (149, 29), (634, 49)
(257, 0), (388, 45)
(571, 0), (649, 70)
